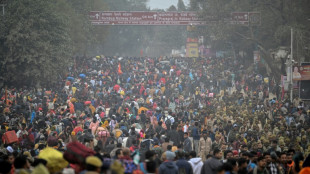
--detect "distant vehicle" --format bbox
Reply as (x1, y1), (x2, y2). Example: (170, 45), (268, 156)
(158, 61), (170, 65)
(156, 61), (171, 68)
(156, 60), (188, 69)
(175, 60), (188, 68)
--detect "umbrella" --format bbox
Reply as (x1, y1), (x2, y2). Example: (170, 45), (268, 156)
(67, 77), (74, 81)
(79, 74), (86, 78)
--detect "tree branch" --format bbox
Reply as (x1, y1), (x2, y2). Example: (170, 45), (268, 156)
(234, 31), (282, 81)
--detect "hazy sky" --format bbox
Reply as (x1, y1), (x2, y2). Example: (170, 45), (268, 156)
(148, 0), (190, 10)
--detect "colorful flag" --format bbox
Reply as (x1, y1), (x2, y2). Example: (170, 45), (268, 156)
(5, 87), (8, 106)
(118, 63), (123, 74)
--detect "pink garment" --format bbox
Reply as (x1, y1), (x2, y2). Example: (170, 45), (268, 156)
(100, 112), (105, 118)
(89, 121), (99, 135)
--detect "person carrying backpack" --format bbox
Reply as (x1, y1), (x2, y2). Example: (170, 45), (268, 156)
(155, 121), (165, 138)
(164, 111), (174, 130)
(126, 127), (137, 148)
(167, 124), (180, 146)
(136, 150), (158, 174)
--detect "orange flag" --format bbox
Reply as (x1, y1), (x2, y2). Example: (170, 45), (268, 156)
(118, 62), (123, 74)
(5, 87), (8, 106)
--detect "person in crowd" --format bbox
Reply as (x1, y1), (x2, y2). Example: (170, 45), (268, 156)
(223, 159), (239, 174)
(286, 149), (295, 174)
(201, 148), (223, 174)
(161, 137), (172, 152)
(228, 124), (239, 145)
(114, 148), (123, 160)
(188, 151), (203, 174)
(139, 150), (158, 174)
(178, 125), (185, 143)
(247, 152), (257, 172)
(126, 127), (137, 148)
(267, 152), (280, 174)
(238, 158), (248, 174)
(223, 150), (234, 163)
(145, 122), (155, 138)
(85, 156), (103, 174)
(89, 117), (99, 135)
(249, 156), (269, 174)
(1, 56), (310, 174)
(278, 152), (287, 174)
(13, 155), (31, 174)
(119, 148), (131, 160)
(183, 132), (192, 153)
(159, 151), (178, 174)
(175, 151), (193, 174)
(192, 122), (200, 154)
(167, 124), (181, 146)
(199, 130), (212, 161)
(0, 160), (12, 174)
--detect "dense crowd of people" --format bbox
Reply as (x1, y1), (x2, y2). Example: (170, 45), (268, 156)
(0, 56), (310, 174)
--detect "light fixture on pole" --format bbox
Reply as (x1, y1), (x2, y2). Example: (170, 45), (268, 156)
(290, 28), (293, 103)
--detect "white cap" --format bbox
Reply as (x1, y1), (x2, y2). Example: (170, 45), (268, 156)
(6, 146), (14, 153)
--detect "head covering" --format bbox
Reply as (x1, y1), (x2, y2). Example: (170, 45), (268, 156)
(23, 151), (33, 162)
(38, 147), (68, 173)
(233, 150), (238, 156)
(172, 146), (178, 152)
(32, 164), (49, 174)
(47, 136), (58, 147)
(86, 156), (103, 168)
(6, 146), (13, 153)
(166, 151), (176, 160)
(233, 124), (238, 127)
(110, 160), (125, 174)
(300, 168), (310, 174)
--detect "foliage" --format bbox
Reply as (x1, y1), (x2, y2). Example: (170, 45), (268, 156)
(167, 5), (177, 12)
(177, 0), (186, 11)
(189, 0), (199, 11)
(0, 0), (72, 87)
(195, 0), (310, 80)
(0, 0), (109, 87)
(58, 0), (108, 55)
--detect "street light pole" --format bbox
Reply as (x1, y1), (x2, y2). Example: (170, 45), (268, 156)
(0, 4), (4, 15)
(290, 28), (293, 102)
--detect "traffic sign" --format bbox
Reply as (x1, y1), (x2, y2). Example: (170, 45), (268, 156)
(231, 12), (261, 26)
(90, 11), (261, 26)
(89, 11), (208, 26)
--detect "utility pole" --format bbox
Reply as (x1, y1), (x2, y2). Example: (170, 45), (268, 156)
(0, 0), (6, 16)
(0, 4), (4, 15)
(290, 28), (293, 102)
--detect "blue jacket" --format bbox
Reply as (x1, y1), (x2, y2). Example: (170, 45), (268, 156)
(192, 127), (200, 140)
(159, 161), (178, 174)
(156, 113), (162, 121)
(183, 138), (192, 153)
(176, 159), (193, 174)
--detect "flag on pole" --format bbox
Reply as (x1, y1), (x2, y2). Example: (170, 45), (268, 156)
(5, 87), (8, 106)
(118, 62), (123, 74)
